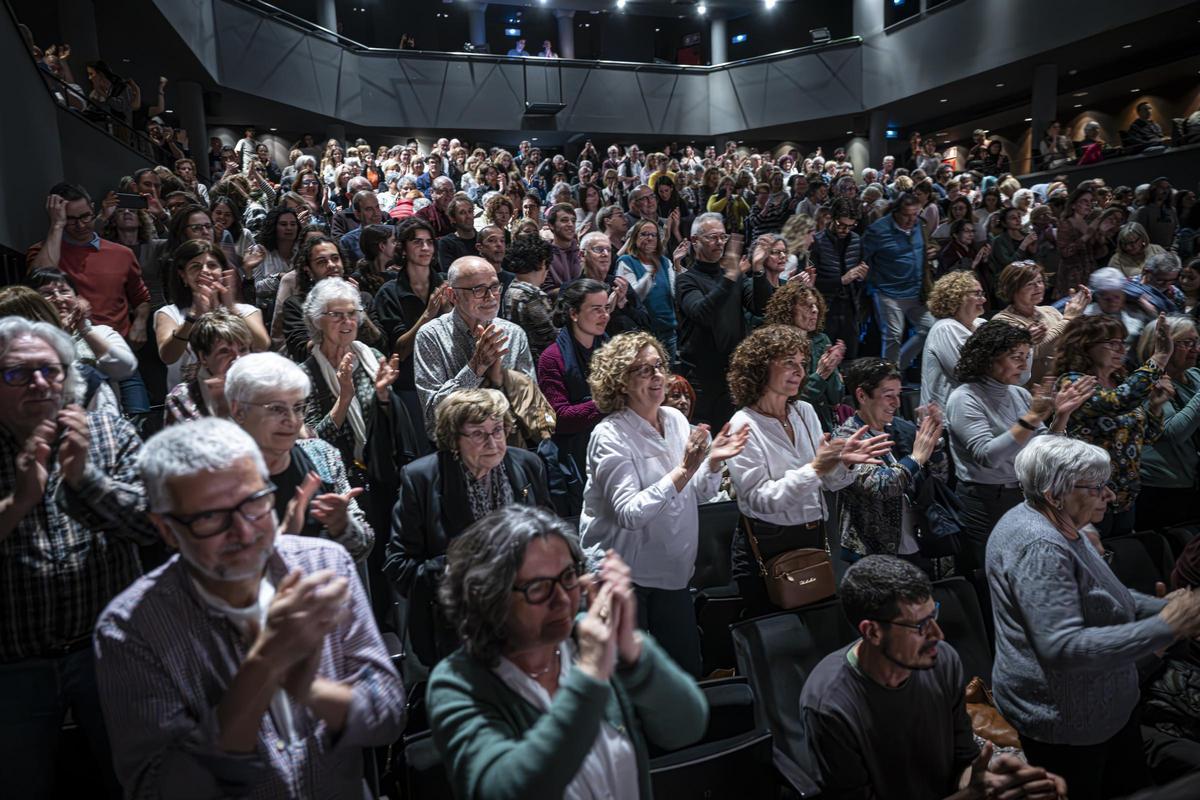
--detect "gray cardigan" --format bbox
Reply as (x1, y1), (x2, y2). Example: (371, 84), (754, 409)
(986, 502), (1173, 745)
(945, 379), (1043, 486)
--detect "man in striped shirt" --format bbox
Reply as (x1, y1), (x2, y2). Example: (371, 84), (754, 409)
(0, 317), (156, 797)
(95, 418), (405, 798)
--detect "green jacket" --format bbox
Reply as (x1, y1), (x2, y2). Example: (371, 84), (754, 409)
(427, 634), (708, 799)
(803, 332), (844, 433)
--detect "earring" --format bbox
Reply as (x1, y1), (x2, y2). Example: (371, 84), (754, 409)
(1055, 501), (1064, 510)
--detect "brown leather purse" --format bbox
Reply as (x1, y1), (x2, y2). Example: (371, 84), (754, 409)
(965, 677), (1022, 750)
(742, 517), (837, 609)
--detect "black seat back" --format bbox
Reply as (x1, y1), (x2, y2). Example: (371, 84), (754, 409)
(1107, 534), (1167, 595)
(932, 577), (993, 688)
(729, 599), (857, 787)
(650, 731), (776, 799)
(692, 500), (740, 591)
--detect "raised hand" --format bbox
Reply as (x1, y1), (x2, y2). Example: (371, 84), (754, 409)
(310, 486), (366, 535)
(56, 405), (91, 490)
(576, 580), (618, 682)
(242, 244), (266, 273)
(708, 422), (749, 470)
(99, 190), (119, 221)
(1028, 377), (1057, 420)
(1063, 284), (1092, 319)
(594, 550), (642, 666)
(811, 433), (846, 476)
(911, 414), (943, 465)
(681, 423), (711, 476)
(839, 425), (891, 466)
(335, 352), (357, 398)
(374, 354), (400, 401)
(1152, 312), (1174, 365)
(46, 194), (67, 227)
(1053, 374), (1096, 418)
(671, 239), (691, 269)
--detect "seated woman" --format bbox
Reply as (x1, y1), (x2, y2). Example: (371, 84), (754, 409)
(154, 239), (269, 391)
(919, 270), (988, 411)
(1136, 315), (1200, 530)
(537, 278), (611, 474)
(987, 436), (1200, 800)
(992, 261), (1091, 387)
(224, 351), (373, 562)
(579, 332), (748, 676)
(428, 506), (707, 800)
(835, 358), (948, 577)
(762, 282), (845, 432)
(1109, 221), (1166, 279)
(937, 219), (992, 292)
(281, 235), (381, 361)
(946, 321), (1092, 582)
(501, 235), (557, 361)
(162, 309), (252, 425)
(299, 277), (420, 493)
(384, 389), (551, 665)
(725, 325), (889, 617)
(1056, 313), (1174, 538)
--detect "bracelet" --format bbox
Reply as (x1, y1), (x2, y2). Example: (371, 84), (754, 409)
(183, 314), (198, 324)
(1017, 417), (1037, 431)
(172, 332), (191, 343)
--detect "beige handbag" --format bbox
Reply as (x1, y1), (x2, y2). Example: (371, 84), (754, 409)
(742, 517), (837, 610)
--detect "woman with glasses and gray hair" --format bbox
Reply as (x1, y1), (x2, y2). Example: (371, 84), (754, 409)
(384, 388), (551, 666)
(427, 505), (707, 800)
(1055, 312), (1174, 538)
(579, 331), (749, 676)
(225, 352), (372, 562)
(987, 436), (1200, 800)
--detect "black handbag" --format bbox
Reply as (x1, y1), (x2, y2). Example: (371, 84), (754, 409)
(911, 474), (963, 558)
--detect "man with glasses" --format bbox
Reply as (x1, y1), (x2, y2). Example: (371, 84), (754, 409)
(0, 317), (156, 797)
(417, 175), (456, 238)
(811, 197), (869, 359)
(800, 555), (1068, 800)
(93, 417), (404, 798)
(414, 256), (534, 430)
(28, 183), (151, 354)
(675, 212), (773, 428)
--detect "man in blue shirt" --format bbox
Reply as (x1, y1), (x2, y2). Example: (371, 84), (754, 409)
(861, 192), (932, 370)
(506, 38), (529, 57)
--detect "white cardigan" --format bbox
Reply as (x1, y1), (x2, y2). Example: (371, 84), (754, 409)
(726, 401), (853, 527)
(579, 406), (721, 590)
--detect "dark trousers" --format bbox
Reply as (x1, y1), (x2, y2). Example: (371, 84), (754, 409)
(824, 297), (860, 360)
(1021, 712), (1150, 800)
(1135, 486), (1197, 531)
(635, 585), (702, 678)
(1098, 506), (1137, 539)
(688, 371), (734, 430)
(955, 482), (1023, 643)
(0, 645), (121, 799)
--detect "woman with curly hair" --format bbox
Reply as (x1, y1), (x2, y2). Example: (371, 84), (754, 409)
(1055, 312), (1175, 537)
(763, 282), (845, 432)
(724, 325), (890, 616)
(946, 321), (1094, 580)
(483, 192), (516, 245)
(579, 331), (748, 675)
(919, 270), (988, 410)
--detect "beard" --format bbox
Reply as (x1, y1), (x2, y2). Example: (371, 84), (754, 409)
(880, 632), (939, 672)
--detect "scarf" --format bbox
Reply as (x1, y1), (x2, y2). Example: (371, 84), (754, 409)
(461, 458), (514, 522)
(556, 326), (603, 404)
(313, 341), (380, 461)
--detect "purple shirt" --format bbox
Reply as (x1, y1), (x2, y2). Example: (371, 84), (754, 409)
(544, 240), (582, 294)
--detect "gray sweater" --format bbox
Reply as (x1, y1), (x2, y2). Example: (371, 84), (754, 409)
(945, 379), (1042, 486)
(986, 502), (1173, 745)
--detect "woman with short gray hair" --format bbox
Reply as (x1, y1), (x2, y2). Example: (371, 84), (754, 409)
(987, 435), (1200, 799)
(427, 505), (707, 800)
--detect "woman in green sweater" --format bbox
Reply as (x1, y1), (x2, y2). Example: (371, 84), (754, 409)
(763, 281), (846, 431)
(428, 506), (708, 800)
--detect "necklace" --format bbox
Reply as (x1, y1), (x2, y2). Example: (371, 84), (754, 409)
(754, 403), (793, 435)
(522, 648), (560, 679)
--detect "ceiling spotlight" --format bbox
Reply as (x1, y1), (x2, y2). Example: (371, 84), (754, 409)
(939, 98), (948, 103)
(1122, 43), (1132, 48)
(1074, 103), (1082, 108)
(765, 0), (778, 8)
(1130, 88), (1140, 92)
(845, 130), (853, 135)
(617, 0), (626, 8)
(995, 83), (1004, 88)
(1073, 91), (1088, 97)
(1024, 117), (1032, 122)
(697, 3), (707, 15)
(269, 127), (277, 131)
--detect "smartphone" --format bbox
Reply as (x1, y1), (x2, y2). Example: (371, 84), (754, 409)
(115, 193), (148, 209)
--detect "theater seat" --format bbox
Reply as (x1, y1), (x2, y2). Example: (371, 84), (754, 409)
(692, 500), (740, 592)
(932, 577), (993, 688)
(649, 730), (777, 799)
(730, 598), (858, 796)
(1107, 534), (1169, 596)
(695, 589), (745, 676)
(399, 730), (451, 800)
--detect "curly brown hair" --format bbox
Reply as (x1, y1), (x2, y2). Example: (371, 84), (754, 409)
(1056, 315), (1127, 375)
(927, 270), (981, 319)
(727, 324), (810, 407)
(763, 281), (827, 332)
(588, 332), (670, 413)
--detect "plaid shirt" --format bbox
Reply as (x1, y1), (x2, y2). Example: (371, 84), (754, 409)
(95, 536), (406, 799)
(0, 410), (156, 663)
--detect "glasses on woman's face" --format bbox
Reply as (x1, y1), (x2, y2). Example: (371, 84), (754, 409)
(1175, 338), (1200, 351)
(1073, 482), (1110, 495)
(768, 248), (788, 258)
(1098, 339), (1127, 353)
(627, 360), (667, 379)
(186, 222), (214, 234)
(512, 564), (582, 604)
(245, 401), (306, 422)
(459, 424), (507, 445)
(321, 310), (359, 322)
(163, 484), (277, 539)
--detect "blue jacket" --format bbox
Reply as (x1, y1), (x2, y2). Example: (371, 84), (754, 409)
(862, 214), (924, 300)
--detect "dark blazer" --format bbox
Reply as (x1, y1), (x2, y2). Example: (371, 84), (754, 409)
(383, 447), (551, 664)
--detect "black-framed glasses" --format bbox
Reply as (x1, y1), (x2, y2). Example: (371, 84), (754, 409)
(458, 424), (507, 445)
(65, 212), (96, 225)
(1, 363), (66, 387)
(627, 360), (667, 379)
(872, 602), (940, 636)
(163, 484), (277, 539)
(512, 564), (583, 604)
(186, 223), (214, 233)
(454, 282), (502, 299)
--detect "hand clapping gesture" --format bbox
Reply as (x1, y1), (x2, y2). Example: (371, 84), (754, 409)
(708, 422), (750, 473)
(374, 354), (400, 402)
(838, 425), (892, 466)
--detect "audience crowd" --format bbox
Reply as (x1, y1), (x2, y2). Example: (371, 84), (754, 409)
(6, 33), (1200, 798)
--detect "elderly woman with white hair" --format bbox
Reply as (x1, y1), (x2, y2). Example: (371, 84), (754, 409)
(1134, 252), (1187, 315)
(1109, 222), (1165, 280)
(225, 351), (373, 561)
(987, 436), (1200, 800)
(299, 277), (414, 490)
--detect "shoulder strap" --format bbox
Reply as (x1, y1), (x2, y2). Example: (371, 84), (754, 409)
(739, 515), (769, 577)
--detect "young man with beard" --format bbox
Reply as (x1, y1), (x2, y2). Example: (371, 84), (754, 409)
(800, 556), (1067, 800)
(436, 194), (478, 272)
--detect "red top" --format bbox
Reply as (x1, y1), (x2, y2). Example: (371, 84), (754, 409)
(27, 239), (150, 337)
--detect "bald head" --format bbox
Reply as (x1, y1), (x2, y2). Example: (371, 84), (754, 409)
(447, 256), (502, 326)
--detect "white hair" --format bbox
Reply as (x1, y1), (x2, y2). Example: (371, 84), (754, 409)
(302, 278), (364, 344)
(0, 317), (81, 405)
(433, 175), (455, 191)
(579, 231), (610, 253)
(1015, 435), (1110, 506)
(295, 154), (317, 171)
(137, 418), (268, 513)
(224, 352), (311, 406)
(691, 211), (725, 236)
(1088, 267), (1126, 293)
(1143, 252), (1182, 276)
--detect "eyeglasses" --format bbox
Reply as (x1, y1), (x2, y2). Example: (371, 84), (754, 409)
(512, 564), (582, 604)
(455, 282), (503, 299)
(872, 602), (940, 636)
(1073, 482), (1110, 495)
(586, 245), (612, 254)
(65, 212), (95, 225)
(768, 249), (788, 258)
(163, 484), (277, 539)
(186, 223), (214, 233)
(1, 363), (66, 387)
(1175, 339), (1200, 351)
(300, 179), (320, 187)
(321, 310), (359, 322)
(38, 286), (74, 300)
(244, 401), (306, 421)
(967, 290), (987, 298)
(1099, 339), (1127, 352)
(627, 360), (667, 379)
(697, 233), (730, 243)
(459, 425), (507, 445)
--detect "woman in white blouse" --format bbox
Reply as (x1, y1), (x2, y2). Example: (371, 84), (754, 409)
(725, 325), (891, 616)
(580, 331), (748, 676)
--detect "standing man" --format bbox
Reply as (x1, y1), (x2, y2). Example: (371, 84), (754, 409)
(598, 205), (629, 253)
(0, 318), (157, 798)
(339, 189), (387, 262)
(861, 192), (931, 371)
(544, 202), (582, 296)
(811, 197), (868, 359)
